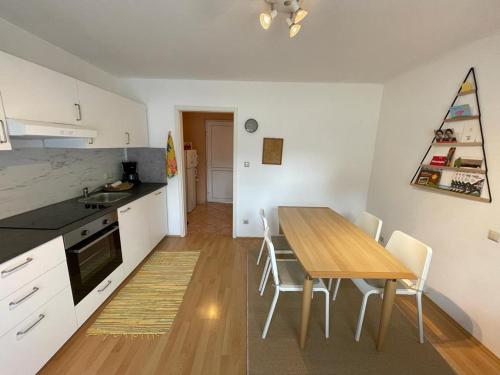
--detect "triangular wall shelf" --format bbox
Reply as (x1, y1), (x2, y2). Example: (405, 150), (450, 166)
(410, 68), (492, 203)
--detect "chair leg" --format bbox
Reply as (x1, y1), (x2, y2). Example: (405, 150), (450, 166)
(328, 278), (333, 290)
(256, 238), (266, 265)
(355, 293), (371, 342)
(322, 290), (330, 338)
(416, 292), (424, 344)
(262, 288), (280, 339)
(332, 279), (341, 301)
(258, 256), (270, 293)
(260, 258), (272, 296)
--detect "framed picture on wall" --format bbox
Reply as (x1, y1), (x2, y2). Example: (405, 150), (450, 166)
(262, 138), (284, 165)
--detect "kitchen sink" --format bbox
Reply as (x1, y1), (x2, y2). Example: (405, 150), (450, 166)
(78, 192), (132, 204)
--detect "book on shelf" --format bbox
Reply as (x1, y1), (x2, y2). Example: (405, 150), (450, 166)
(461, 124), (480, 143)
(449, 172), (485, 196)
(453, 157), (483, 169)
(416, 169), (442, 187)
(435, 128), (458, 143)
(449, 104), (472, 118)
(445, 147), (456, 167)
(430, 156), (447, 166)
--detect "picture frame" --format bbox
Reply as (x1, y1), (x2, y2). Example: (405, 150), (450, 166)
(262, 138), (284, 165)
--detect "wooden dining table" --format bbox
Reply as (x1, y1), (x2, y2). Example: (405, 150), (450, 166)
(278, 206), (416, 351)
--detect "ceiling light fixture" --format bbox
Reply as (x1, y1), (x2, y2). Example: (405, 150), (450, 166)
(259, 3), (277, 30)
(259, 0), (308, 38)
(286, 15), (301, 38)
(289, 0), (308, 23)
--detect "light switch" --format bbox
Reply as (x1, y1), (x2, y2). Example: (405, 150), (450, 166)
(244, 161), (250, 167)
(488, 230), (500, 243)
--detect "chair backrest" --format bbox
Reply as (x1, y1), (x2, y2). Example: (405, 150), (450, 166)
(356, 211), (383, 242)
(259, 208), (269, 233)
(385, 231), (432, 292)
(263, 226), (280, 286)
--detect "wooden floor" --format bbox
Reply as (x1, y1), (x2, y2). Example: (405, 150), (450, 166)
(41, 234), (250, 375)
(396, 295), (500, 375)
(41, 233), (500, 375)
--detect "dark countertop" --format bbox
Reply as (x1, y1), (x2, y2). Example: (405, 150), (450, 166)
(0, 183), (167, 264)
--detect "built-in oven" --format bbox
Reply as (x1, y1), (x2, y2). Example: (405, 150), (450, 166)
(63, 212), (122, 305)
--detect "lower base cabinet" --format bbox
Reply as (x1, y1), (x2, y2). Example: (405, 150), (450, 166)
(0, 187), (168, 373)
(0, 286), (77, 375)
(75, 264), (124, 327)
(118, 187), (168, 276)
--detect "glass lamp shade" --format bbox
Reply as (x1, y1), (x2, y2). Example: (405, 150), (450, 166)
(294, 8), (308, 23)
(260, 12), (272, 30)
(289, 23), (301, 38)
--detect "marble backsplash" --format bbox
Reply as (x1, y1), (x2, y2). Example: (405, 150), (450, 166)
(0, 148), (124, 220)
(126, 148), (167, 183)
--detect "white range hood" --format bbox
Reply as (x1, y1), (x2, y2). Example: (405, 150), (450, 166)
(7, 118), (97, 139)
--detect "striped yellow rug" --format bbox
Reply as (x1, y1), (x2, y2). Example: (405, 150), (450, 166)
(87, 251), (200, 336)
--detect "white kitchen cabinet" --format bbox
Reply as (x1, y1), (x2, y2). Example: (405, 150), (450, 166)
(0, 91), (11, 151)
(0, 286), (77, 375)
(118, 197), (151, 276)
(148, 187), (168, 249)
(0, 50), (79, 125)
(120, 96), (149, 148)
(77, 80), (149, 148)
(0, 261), (70, 337)
(0, 236), (66, 301)
(74, 264), (123, 327)
(118, 188), (167, 275)
(75, 80), (129, 148)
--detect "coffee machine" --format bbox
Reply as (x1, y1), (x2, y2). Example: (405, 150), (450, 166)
(122, 161), (141, 184)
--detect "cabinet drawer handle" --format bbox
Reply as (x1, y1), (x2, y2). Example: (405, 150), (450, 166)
(9, 287), (40, 309)
(1, 257), (33, 278)
(75, 103), (82, 121)
(98, 280), (112, 293)
(125, 132), (131, 145)
(119, 207), (131, 213)
(16, 314), (45, 338)
(0, 119), (7, 143)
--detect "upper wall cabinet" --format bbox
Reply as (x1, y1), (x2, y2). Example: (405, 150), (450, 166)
(76, 81), (148, 148)
(0, 50), (149, 149)
(119, 96), (149, 148)
(0, 51), (79, 125)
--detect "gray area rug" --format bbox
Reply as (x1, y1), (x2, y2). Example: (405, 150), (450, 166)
(248, 249), (456, 375)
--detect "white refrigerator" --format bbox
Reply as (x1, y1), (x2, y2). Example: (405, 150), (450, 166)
(185, 150), (198, 213)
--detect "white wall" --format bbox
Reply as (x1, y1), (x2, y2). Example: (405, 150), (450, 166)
(0, 17), (131, 98)
(367, 33), (500, 356)
(124, 79), (383, 237)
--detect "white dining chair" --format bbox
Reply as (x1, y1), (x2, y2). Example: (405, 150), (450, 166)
(261, 227), (330, 339)
(256, 209), (292, 265)
(257, 209), (294, 295)
(328, 211), (383, 300)
(351, 230), (432, 343)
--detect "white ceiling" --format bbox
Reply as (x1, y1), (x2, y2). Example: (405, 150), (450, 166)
(0, 0), (499, 83)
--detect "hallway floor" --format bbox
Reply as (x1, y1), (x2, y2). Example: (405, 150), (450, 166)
(187, 202), (232, 236)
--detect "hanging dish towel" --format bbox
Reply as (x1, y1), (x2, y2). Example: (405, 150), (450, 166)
(166, 131), (178, 178)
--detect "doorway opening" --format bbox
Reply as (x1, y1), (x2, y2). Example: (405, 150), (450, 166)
(179, 110), (235, 237)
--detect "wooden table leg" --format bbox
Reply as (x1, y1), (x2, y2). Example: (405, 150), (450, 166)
(300, 275), (314, 349)
(377, 279), (397, 351)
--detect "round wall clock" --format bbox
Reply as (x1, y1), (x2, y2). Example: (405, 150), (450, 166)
(244, 118), (259, 133)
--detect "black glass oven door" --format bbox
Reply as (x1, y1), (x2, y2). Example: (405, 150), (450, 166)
(66, 225), (122, 305)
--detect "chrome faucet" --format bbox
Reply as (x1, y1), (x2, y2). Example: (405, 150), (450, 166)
(82, 187), (89, 199)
